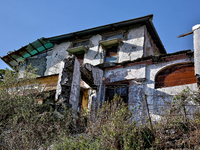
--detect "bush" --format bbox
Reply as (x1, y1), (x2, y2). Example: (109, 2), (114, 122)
(2, 66), (200, 149)
(54, 95), (155, 150)
(0, 66), (86, 149)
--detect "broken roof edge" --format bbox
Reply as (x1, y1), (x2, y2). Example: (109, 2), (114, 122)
(1, 37), (54, 69)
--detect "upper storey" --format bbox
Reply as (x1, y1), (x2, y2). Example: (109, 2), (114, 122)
(1, 14), (166, 77)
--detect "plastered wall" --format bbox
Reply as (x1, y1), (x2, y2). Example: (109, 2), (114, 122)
(193, 24), (200, 76)
(28, 25), (150, 77)
(145, 58), (197, 115)
(144, 26), (160, 57)
(84, 34), (103, 65)
(103, 56), (198, 119)
(118, 26), (145, 63)
(45, 42), (70, 76)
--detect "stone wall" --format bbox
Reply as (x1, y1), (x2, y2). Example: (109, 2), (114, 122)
(56, 56), (80, 111)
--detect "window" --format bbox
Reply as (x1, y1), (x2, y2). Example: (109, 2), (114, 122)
(105, 84), (128, 103)
(67, 40), (89, 64)
(105, 46), (118, 63)
(100, 32), (123, 63)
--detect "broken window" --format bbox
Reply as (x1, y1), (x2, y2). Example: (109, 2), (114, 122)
(100, 32), (123, 63)
(105, 84), (128, 103)
(105, 46), (118, 63)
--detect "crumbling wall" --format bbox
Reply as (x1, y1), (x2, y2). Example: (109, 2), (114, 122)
(26, 53), (47, 77)
(69, 57), (81, 110)
(118, 26), (145, 63)
(104, 64), (146, 83)
(81, 63), (103, 109)
(104, 53), (198, 121)
(45, 42), (70, 76)
(145, 58), (198, 116)
(144, 26), (160, 57)
(84, 34), (103, 65)
(129, 80), (147, 123)
(56, 56), (81, 111)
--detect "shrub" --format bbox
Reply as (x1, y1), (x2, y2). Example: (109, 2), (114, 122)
(0, 66), (86, 149)
(54, 95), (155, 150)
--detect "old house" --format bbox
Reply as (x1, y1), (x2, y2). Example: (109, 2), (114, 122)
(1, 14), (199, 120)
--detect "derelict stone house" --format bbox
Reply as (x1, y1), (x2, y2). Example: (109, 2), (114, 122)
(1, 14), (199, 119)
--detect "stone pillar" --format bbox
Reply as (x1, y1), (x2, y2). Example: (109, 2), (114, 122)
(193, 24), (200, 87)
(129, 80), (146, 123)
(55, 56), (81, 111)
(69, 57), (81, 111)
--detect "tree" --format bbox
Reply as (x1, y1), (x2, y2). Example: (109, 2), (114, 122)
(0, 69), (5, 82)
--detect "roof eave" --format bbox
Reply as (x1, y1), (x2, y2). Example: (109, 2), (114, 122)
(45, 14), (154, 43)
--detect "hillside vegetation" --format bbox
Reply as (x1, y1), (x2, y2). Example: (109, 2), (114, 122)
(1, 67), (200, 149)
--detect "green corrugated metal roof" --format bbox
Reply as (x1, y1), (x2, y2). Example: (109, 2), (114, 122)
(1, 37), (54, 68)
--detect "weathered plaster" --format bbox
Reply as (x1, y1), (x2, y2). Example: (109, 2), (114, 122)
(146, 58), (194, 88)
(145, 58), (197, 115)
(144, 26), (160, 57)
(104, 64), (146, 83)
(56, 56), (81, 111)
(55, 60), (65, 100)
(193, 24), (200, 76)
(69, 57), (81, 111)
(84, 34), (103, 65)
(26, 53), (47, 77)
(45, 42), (70, 76)
(118, 26), (145, 63)
(129, 80), (147, 122)
(88, 89), (97, 111)
(104, 55), (198, 120)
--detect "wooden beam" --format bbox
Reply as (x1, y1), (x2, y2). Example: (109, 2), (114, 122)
(177, 30), (193, 38)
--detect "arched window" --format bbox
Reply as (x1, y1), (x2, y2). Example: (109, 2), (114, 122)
(155, 63), (196, 89)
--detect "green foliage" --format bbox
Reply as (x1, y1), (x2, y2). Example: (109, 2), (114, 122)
(0, 64), (86, 149)
(53, 136), (102, 150)
(0, 69), (5, 82)
(54, 94), (155, 150)
(2, 67), (200, 150)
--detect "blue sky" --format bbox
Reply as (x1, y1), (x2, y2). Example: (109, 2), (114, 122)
(0, 0), (199, 69)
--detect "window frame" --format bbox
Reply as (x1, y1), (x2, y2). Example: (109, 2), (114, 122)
(105, 83), (129, 103)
